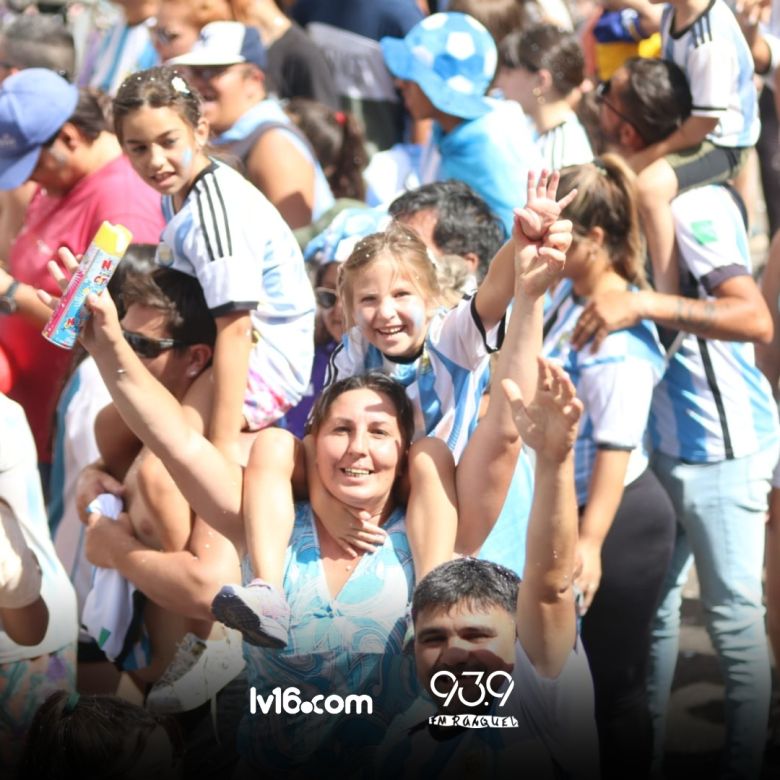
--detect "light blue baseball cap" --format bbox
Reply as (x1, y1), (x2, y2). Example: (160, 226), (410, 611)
(381, 12), (497, 121)
(0, 68), (78, 190)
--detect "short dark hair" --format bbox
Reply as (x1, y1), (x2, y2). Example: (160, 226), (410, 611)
(499, 24), (584, 97)
(412, 558), (520, 623)
(617, 57), (692, 145)
(19, 690), (182, 779)
(107, 243), (158, 318)
(1, 14), (75, 79)
(120, 266), (217, 348)
(389, 180), (506, 281)
(307, 373), (415, 452)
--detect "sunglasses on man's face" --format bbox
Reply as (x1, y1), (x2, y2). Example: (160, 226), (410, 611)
(595, 80), (645, 139)
(314, 287), (338, 310)
(122, 330), (189, 359)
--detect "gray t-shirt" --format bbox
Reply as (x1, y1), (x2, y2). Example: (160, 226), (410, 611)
(375, 638), (599, 779)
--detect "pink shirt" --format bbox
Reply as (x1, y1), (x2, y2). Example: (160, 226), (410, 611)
(0, 154), (164, 461)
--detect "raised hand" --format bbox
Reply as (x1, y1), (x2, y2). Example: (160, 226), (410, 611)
(501, 357), (582, 463)
(514, 170), (578, 243)
(39, 247), (123, 353)
(514, 218), (572, 299)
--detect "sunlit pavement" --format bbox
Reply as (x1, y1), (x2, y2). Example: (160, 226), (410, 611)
(662, 569), (780, 779)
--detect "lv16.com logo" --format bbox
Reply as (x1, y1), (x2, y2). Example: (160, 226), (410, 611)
(249, 687), (373, 715)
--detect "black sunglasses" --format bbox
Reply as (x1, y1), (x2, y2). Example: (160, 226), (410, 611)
(314, 287), (338, 309)
(596, 80), (645, 139)
(122, 330), (189, 359)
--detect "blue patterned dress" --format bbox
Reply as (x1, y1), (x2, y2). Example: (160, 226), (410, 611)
(239, 502), (419, 771)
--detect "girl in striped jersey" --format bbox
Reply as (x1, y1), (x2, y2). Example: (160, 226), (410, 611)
(211, 172), (577, 649)
(111, 67), (314, 459)
(543, 156), (675, 779)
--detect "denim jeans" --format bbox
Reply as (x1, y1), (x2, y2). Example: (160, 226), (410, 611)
(648, 446), (778, 780)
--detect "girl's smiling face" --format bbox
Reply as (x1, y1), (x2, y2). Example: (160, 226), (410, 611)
(119, 105), (209, 201)
(350, 253), (433, 359)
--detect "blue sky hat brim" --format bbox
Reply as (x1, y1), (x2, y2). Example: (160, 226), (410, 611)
(381, 36), (492, 121)
(0, 144), (41, 191)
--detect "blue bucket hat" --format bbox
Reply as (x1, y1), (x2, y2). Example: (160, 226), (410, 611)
(0, 68), (79, 190)
(381, 12), (497, 121)
(304, 207), (390, 267)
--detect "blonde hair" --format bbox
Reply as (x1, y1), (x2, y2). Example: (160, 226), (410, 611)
(338, 221), (441, 328)
(436, 254), (471, 307)
(558, 154), (648, 288)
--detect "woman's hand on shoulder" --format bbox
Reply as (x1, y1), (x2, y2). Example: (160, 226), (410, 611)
(570, 289), (642, 351)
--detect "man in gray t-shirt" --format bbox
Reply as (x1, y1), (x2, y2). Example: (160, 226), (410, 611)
(376, 363), (600, 779)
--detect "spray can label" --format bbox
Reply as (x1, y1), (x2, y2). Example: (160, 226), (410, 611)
(42, 221), (133, 350)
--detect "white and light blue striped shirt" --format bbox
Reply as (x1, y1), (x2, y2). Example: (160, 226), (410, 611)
(650, 185), (779, 461)
(326, 296), (501, 462)
(543, 279), (666, 506)
(660, 0), (759, 147)
(81, 17), (159, 97)
(158, 160), (315, 407)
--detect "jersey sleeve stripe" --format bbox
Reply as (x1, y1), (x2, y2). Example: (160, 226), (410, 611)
(700, 263), (749, 294)
(194, 188), (217, 264)
(201, 178), (225, 258)
(211, 177), (233, 256)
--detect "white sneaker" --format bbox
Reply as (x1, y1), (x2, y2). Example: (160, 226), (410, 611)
(211, 582), (291, 648)
(146, 626), (245, 714)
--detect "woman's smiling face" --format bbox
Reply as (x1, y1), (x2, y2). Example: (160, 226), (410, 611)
(314, 387), (405, 514)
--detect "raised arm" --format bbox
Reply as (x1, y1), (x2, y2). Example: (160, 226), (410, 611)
(506, 359), (582, 678)
(455, 222), (569, 555)
(41, 249), (244, 534)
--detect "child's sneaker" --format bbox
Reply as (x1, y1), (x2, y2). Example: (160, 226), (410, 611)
(146, 625), (245, 714)
(211, 581), (290, 648)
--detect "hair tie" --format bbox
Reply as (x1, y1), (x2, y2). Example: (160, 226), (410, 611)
(63, 692), (80, 714)
(334, 111), (346, 126)
(593, 159), (609, 177)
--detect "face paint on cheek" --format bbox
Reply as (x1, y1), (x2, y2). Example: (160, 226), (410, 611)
(408, 299), (426, 336)
(354, 308), (369, 333)
(181, 147), (193, 171)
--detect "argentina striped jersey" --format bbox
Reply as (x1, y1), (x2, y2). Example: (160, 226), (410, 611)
(649, 185), (779, 461)
(543, 279), (667, 506)
(660, 0), (759, 147)
(84, 19), (159, 96)
(157, 160), (315, 405)
(325, 296), (502, 462)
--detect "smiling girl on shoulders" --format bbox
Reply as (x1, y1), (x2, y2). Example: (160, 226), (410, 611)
(110, 65), (314, 463)
(212, 172), (577, 649)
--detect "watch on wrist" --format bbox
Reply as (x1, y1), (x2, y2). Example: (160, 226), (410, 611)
(0, 279), (19, 314)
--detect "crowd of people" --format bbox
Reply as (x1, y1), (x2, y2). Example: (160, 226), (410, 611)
(1, 0), (780, 778)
